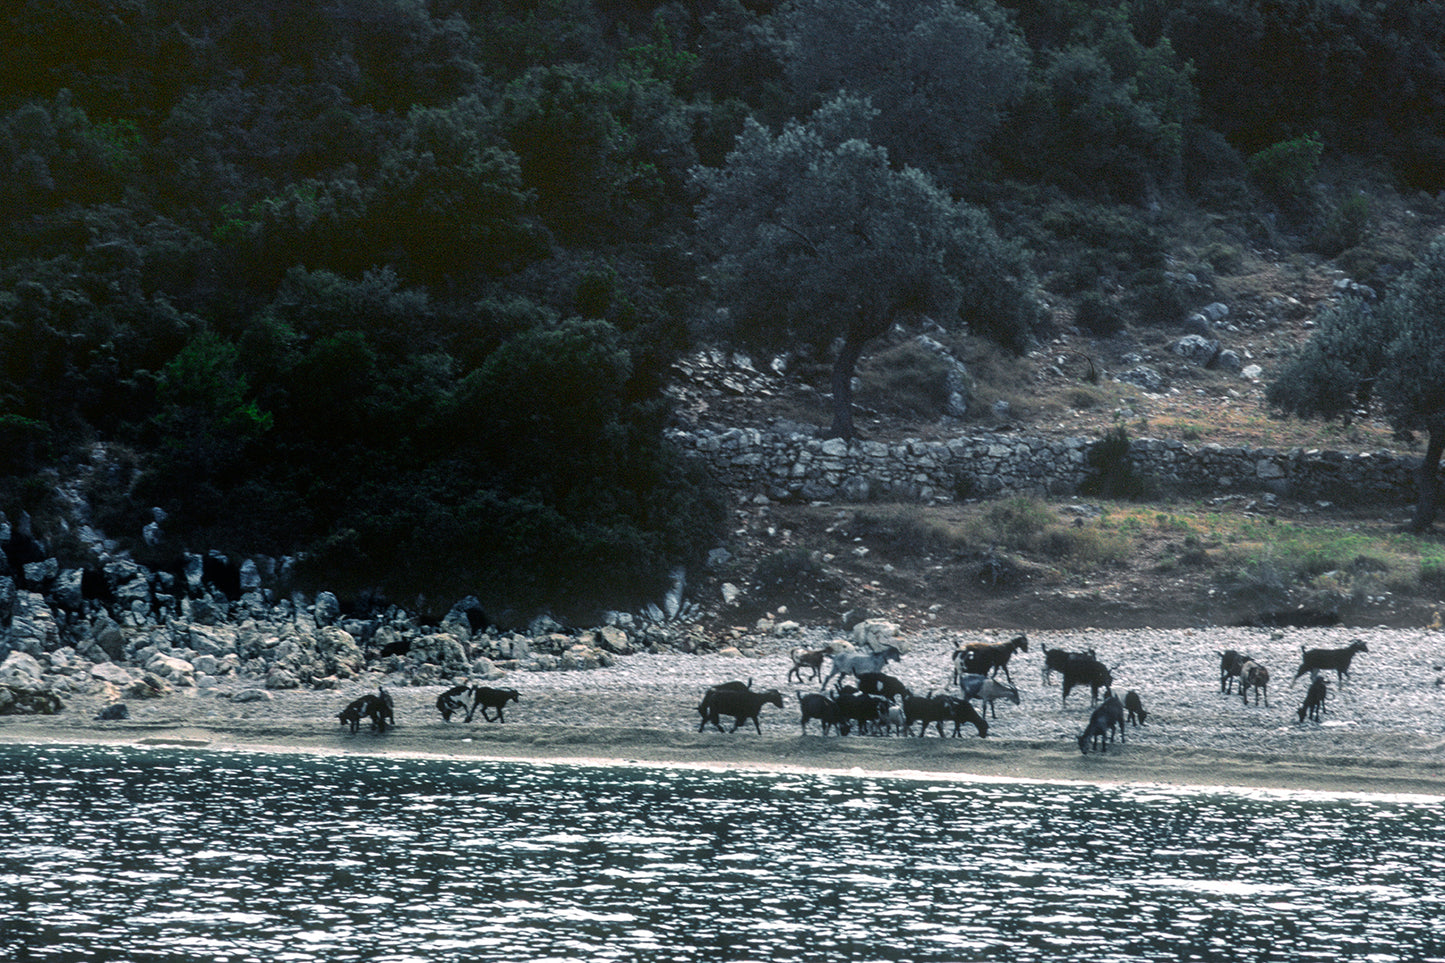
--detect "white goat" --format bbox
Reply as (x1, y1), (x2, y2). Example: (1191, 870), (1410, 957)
(821, 645), (901, 689)
(959, 673), (1021, 719)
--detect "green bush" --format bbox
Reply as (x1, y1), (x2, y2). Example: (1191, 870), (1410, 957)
(1075, 292), (1125, 336)
(1313, 193), (1371, 256)
(1248, 133), (1322, 203)
(1080, 425), (1156, 499)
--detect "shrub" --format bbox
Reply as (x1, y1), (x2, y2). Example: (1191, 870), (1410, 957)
(1080, 425), (1155, 499)
(1075, 292), (1125, 336)
(1313, 192), (1371, 256)
(1248, 133), (1322, 204)
(855, 341), (956, 420)
(850, 506), (970, 559)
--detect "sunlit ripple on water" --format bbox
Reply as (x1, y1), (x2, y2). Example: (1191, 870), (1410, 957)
(0, 744), (1442, 962)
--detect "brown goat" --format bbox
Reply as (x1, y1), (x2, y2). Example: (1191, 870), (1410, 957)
(1239, 659), (1270, 707)
(787, 647), (828, 685)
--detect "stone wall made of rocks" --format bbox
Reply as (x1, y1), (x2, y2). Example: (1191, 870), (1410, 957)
(668, 426), (1427, 505)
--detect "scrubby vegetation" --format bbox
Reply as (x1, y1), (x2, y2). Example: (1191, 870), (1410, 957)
(3, 0), (1445, 620)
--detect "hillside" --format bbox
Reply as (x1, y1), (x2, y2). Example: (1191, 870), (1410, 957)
(672, 187), (1445, 638)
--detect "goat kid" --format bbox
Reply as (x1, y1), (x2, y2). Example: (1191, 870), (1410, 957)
(1124, 689), (1148, 726)
(1298, 676), (1328, 723)
(1292, 639), (1368, 687)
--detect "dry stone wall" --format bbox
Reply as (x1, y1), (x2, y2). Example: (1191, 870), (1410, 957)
(669, 426), (1428, 505)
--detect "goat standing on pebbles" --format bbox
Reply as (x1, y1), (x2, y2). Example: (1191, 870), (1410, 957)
(1239, 659), (1270, 707)
(1298, 676), (1328, 723)
(1293, 639), (1368, 687)
(1078, 692), (1126, 754)
(821, 644), (902, 689)
(787, 647), (828, 685)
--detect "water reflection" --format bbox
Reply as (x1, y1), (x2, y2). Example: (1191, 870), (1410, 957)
(0, 744), (1442, 962)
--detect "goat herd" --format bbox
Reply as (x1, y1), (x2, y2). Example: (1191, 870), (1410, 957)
(334, 634), (1370, 757)
(694, 634), (1370, 756)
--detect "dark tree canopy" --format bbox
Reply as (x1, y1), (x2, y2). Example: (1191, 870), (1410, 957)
(1269, 237), (1445, 531)
(694, 96), (1039, 438)
(782, 0), (1030, 188)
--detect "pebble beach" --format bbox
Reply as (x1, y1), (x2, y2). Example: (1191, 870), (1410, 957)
(4, 624), (1444, 796)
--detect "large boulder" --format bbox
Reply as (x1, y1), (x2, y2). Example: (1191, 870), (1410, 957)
(0, 683), (63, 715)
(409, 632), (470, 673)
(145, 653), (196, 687)
(850, 618), (901, 652)
(1172, 334), (1221, 366)
(312, 626), (365, 679)
(7, 591), (60, 655)
(0, 651), (44, 685)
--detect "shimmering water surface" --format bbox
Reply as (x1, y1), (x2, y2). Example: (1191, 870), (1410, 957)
(1, 745), (1442, 963)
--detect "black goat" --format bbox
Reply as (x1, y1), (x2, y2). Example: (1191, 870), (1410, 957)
(833, 686), (892, 735)
(1298, 676), (1328, 723)
(1219, 649), (1252, 694)
(901, 692), (987, 738)
(436, 685), (470, 722)
(952, 634), (1029, 686)
(1041, 643), (1094, 686)
(798, 691), (850, 735)
(1078, 692), (1126, 754)
(338, 687), (393, 734)
(466, 686), (520, 723)
(1124, 689), (1148, 726)
(697, 685), (784, 734)
(854, 671), (911, 704)
(1060, 653), (1113, 707)
(1293, 639), (1368, 686)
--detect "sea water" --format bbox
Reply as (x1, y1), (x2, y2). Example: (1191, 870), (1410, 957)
(0, 744), (1441, 962)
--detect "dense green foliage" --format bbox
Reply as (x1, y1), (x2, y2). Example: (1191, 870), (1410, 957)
(694, 95), (1040, 437)
(3, 0), (1443, 617)
(1270, 239), (1445, 532)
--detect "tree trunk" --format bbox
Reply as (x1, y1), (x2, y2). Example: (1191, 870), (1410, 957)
(825, 333), (868, 439)
(1408, 421), (1445, 532)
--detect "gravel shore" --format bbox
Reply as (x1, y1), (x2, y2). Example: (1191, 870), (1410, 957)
(5, 625), (1444, 796)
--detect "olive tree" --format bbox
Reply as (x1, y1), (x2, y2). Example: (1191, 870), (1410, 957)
(781, 0), (1029, 188)
(1268, 237), (1445, 531)
(693, 95), (1038, 439)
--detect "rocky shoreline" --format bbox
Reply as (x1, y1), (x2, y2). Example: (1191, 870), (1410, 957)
(6, 510), (1445, 797)
(5, 610), (1445, 797)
